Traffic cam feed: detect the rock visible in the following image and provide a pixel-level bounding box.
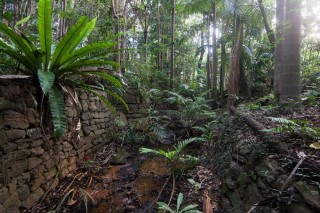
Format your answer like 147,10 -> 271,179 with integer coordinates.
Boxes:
3,110 -> 29,129
5,129 -> 25,141
6,206 -> 20,213
23,188 -> 44,208
8,179 -> 17,195
110,148 -> 130,165
265,158 -> 283,173
237,172 -> 251,187
244,183 -> 263,210
3,192 -> 20,208
0,188 -> 9,204
30,177 -> 44,191
0,205 -> 6,213
0,98 -> 14,111
229,191 -> 246,213
229,161 -> 244,178
26,108 -> 39,125
0,129 -> 7,145
28,157 -> 42,170
10,161 -> 28,177
17,184 -> 30,201
31,147 -> 45,156
31,139 -> 43,148
132,117 -> 149,131
294,181 -> 320,210
26,128 -> 42,140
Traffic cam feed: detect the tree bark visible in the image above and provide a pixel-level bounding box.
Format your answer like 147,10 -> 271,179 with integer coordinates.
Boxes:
170,0 -> 175,89
274,0 -> 285,97
257,0 -> 276,51
211,3 -> 218,104
281,0 -> 301,105
227,19 -> 243,107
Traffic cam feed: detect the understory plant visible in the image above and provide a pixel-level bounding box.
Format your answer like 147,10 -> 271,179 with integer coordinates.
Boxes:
263,117 -> 320,140
157,193 -> 201,213
0,0 -> 127,139
139,137 -> 200,169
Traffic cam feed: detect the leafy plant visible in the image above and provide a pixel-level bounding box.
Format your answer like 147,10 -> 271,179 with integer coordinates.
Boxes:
139,137 -> 200,163
0,0 -> 127,139
262,117 -> 320,140
157,193 -> 201,213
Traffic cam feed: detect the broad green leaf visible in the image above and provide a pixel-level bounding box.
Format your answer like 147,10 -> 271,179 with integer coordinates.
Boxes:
48,86 -> 66,139
177,193 -> 183,211
180,204 -> 199,212
38,0 -> 52,70
156,202 -> 175,213
59,42 -> 116,68
50,16 -> 89,69
14,16 -> 31,29
0,22 -> 37,70
38,70 -> 55,94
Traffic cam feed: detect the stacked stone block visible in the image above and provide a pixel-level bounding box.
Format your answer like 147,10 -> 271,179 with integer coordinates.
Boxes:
0,78 -> 114,212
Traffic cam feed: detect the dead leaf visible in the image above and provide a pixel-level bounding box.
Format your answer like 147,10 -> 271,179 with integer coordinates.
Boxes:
203,188 -> 214,213
310,142 -> 320,150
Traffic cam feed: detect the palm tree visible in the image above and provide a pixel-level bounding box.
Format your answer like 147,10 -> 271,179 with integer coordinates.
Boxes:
280,0 -> 302,105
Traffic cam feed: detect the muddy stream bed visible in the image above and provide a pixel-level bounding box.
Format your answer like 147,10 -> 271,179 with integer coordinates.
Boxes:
83,154 -> 170,213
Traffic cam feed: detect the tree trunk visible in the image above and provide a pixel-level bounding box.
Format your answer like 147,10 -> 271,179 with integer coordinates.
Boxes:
220,40 -> 226,99
211,3 -> 218,104
274,0 -> 285,97
257,0 -> 276,51
157,0 -> 161,71
280,0 -> 301,105
197,14 -> 205,71
170,0 -> 175,89
227,21 -> 243,107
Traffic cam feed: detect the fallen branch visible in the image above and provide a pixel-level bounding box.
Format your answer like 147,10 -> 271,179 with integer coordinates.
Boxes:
229,106 -> 287,153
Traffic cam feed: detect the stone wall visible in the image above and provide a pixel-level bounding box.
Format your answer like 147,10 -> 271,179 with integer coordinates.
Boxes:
0,77 -> 115,212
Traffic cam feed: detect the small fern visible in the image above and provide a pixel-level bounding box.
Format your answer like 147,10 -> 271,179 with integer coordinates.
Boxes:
263,117 -> 320,139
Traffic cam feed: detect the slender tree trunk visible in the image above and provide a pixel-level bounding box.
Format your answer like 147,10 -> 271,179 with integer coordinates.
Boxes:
170,0 -> 175,89
220,40 -> 226,99
280,0 -> 301,104
157,1 -> 161,71
274,0 -> 285,97
211,3 -> 218,104
206,55 -> 212,99
228,21 -> 243,107
197,14 -> 205,71
257,0 -> 276,51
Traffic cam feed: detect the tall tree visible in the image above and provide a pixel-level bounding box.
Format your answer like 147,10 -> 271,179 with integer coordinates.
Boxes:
170,0 -> 175,89
274,0 -> 285,97
280,0 -> 302,104
211,1 -> 218,104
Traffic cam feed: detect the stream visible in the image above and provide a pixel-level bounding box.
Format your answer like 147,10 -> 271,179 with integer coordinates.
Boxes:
82,155 -> 170,213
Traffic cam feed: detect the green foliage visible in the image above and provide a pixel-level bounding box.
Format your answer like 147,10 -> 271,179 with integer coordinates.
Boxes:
157,193 -> 201,213
263,117 -> 320,140
0,0 -> 127,139
139,137 -> 200,164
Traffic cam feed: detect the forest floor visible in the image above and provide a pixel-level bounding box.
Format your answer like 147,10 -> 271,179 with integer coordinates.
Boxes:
27,100 -> 320,213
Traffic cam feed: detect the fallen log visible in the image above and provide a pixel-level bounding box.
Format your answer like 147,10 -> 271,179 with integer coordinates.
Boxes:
229,106 -> 288,153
